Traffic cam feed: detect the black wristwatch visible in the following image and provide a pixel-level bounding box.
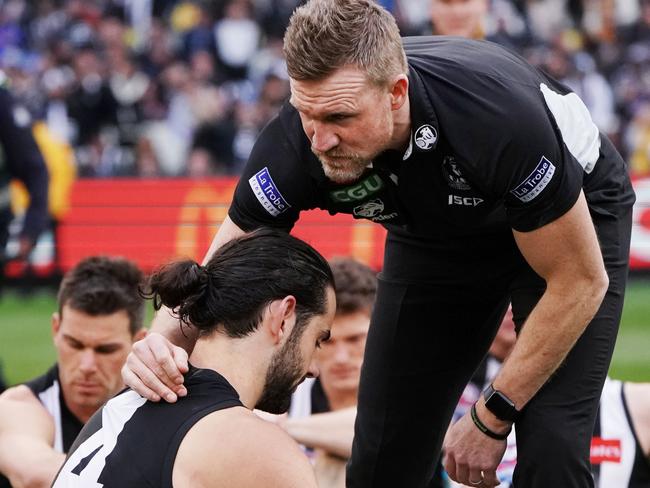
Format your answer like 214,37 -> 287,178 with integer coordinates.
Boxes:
483,384 -> 520,422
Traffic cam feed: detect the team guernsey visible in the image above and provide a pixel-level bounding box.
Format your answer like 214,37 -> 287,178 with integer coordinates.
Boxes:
26,365 -> 84,453
52,366 -> 242,488
229,37 -> 635,258
0,365 -> 83,488
591,378 -> 650,488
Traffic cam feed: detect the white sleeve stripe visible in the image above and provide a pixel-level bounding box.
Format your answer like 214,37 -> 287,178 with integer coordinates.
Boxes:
38,380 -> 63,453
540,83 -> 601,174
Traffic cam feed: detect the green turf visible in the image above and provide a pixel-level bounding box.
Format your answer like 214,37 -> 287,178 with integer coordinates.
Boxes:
0,280 -> 649,386
609,279 -> 650,381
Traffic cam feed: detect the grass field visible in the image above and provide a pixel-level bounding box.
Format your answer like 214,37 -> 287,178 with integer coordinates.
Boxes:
1,280 -> 649,386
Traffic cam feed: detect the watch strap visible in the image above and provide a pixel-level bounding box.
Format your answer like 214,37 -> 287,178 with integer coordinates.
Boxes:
470,404 -> 511,441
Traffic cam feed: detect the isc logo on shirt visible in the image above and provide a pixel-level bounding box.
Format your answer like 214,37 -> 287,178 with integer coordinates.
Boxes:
448,195 -> 483,207
510,156 -> 556,203
249,167 -> 291,217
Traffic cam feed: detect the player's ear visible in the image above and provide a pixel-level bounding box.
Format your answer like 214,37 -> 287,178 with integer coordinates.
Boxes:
267,296 -> 297,345
389,74 -> 409,111
133,328 -> 147,342
51,312 -> 61,337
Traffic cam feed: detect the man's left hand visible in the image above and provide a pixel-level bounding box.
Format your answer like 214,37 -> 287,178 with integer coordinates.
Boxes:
443,405 -> 507,487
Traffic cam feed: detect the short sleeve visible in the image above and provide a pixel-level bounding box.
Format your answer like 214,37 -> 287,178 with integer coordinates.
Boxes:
486,99 -> 585,232
430,65 -> 587,232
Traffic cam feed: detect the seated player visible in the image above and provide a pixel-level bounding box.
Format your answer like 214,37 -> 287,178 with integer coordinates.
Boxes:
270,258 -> 450,487
283,258 -> 376,488
53,229 -> 336,488
0,256 -> 146,488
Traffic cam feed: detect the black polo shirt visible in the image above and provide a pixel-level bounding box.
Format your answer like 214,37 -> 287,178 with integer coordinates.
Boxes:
229,36 -> 634,248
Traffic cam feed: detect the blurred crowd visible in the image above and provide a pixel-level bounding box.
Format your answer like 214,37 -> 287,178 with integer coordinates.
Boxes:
0,0 -> 649,179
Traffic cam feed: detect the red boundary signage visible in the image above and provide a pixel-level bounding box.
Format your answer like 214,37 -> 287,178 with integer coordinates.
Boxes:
55,177 -> 650,273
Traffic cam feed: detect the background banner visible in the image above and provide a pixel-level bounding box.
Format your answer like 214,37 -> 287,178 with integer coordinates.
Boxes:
9,176 -> 649,276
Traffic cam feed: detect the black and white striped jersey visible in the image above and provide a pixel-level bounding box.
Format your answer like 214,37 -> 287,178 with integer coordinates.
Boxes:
52,366 -> 242,488
24,364 -> 84,453
592,378 -> 650,488
0,364 -> 83,488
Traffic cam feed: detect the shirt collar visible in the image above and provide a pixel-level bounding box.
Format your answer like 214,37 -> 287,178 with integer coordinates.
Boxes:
403,63 -> 440,160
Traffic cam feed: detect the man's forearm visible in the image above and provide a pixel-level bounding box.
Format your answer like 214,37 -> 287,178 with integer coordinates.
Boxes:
490,277 -> 607,415
284,408 -> 357,458
0,435 -> 64,488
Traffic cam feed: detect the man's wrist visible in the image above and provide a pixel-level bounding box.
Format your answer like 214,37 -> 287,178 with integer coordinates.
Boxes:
483,383 -> 521,422
475,398 -> 513,434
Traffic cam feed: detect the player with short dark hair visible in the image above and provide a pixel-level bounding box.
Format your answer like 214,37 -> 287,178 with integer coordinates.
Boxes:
0,256 -> 146,488
57,256 -> 146,336
53,229 -> 336,488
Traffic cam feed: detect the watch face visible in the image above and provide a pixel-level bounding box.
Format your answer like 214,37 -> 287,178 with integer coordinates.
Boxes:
484,387 -> 518,422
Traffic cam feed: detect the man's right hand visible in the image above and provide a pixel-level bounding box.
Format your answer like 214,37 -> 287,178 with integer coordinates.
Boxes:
122,333 -> 189,402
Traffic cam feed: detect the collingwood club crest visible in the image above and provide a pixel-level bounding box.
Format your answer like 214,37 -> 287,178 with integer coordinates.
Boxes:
414,124 -> 437,150
441,156 -> 471,191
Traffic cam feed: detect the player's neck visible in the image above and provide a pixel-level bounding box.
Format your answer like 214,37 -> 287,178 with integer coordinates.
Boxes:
189,335 -> 267,409
322,386 -> 358,411
62,391 -> 98,423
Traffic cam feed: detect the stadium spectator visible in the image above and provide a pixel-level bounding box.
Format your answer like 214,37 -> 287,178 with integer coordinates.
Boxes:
54,229 -> 335,488
124,1 -> 635,487
0,256 -> 146,488
625,100 -> 650,177
430,0 -> 489,39
0,76 -> 49,290
214,0 -> 261,81
0,0 -> 645,178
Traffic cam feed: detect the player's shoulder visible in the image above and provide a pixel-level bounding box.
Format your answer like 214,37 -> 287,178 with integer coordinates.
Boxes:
405,36 -> 518,68
624,382 -> 650,415
173,406 -> 317,488
623,382 -> 650,457
0,385 -> 54,435
405,36 -> 545,98
0,384 -> 40,404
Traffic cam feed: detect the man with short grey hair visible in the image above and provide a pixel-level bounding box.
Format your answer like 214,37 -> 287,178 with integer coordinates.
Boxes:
123,1 -> 635,487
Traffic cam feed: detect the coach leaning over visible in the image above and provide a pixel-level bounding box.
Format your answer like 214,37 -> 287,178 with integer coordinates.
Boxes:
122,1 -> 636,487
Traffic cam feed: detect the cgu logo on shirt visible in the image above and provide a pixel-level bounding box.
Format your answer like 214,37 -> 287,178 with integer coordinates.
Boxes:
330,174 -> 384,203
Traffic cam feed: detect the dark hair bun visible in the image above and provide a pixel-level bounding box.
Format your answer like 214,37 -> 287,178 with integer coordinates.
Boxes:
147,260 -> 210,315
